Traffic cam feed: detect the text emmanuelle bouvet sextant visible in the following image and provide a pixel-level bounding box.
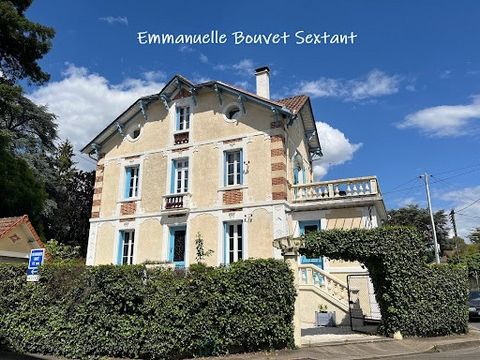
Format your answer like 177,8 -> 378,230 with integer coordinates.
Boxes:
137,30 -> 358,45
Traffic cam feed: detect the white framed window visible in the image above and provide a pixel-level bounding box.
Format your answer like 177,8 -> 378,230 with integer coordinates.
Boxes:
224,150 -> 243,186
176,106 -> 190,131
224,222 -> 243,264
120,229 -> 135,265
124,166 -> 139,198
172,159 -> 189,193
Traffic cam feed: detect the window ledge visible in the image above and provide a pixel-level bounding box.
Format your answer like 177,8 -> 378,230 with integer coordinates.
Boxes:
218,185 -> 247,192
118,197 -> 141,203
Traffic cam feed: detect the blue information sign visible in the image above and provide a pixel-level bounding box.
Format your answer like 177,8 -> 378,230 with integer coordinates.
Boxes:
27,248 -> 45,282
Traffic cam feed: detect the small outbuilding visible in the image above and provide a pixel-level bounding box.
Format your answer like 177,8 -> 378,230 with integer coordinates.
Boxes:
0,215 -> 46,263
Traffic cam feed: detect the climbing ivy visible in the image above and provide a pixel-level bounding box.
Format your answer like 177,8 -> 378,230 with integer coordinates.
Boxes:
301,226 -> 469,337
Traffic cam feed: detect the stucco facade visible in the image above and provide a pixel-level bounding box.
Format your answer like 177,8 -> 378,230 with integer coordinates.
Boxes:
82,69 -> 386,276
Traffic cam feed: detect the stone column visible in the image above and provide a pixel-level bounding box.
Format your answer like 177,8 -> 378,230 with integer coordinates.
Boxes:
284,249 -> 302,348
273,236 -> 302,348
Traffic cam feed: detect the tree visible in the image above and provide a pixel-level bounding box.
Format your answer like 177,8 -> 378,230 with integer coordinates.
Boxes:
468,228 -> 480,245
0,133 -> 46,228
385,205 -> 452,256
43,140 -> 94,255
0,0 -> 55,84
0,83 -> 57,152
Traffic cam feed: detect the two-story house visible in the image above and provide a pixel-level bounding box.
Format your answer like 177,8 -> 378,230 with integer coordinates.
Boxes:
82,67 -> 386,325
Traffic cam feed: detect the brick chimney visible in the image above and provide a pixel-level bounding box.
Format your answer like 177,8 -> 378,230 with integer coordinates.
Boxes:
255,66 -> 270,99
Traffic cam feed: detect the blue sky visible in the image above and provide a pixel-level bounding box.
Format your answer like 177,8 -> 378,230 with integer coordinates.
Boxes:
26,0 -> 480,236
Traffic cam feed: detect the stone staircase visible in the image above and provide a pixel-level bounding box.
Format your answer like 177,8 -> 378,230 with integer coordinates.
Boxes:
298,263 -> 360,326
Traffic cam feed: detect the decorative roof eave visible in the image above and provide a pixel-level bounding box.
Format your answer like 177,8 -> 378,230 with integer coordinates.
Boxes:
81,74 -> 297,155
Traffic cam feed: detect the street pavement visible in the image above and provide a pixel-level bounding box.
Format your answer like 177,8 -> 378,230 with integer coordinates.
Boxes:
469,320 -> 480,330
1,324 -> 480,360
387,346 -> 480,359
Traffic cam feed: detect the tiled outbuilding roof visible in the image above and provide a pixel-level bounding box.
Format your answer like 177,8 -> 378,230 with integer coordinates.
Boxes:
0,215 -> 26,238
276,95 -> 309,114
0,215 -> 48,258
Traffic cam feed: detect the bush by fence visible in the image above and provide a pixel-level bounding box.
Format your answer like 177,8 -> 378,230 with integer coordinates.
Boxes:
0,259 -> 295,359
302,226 -> 469,337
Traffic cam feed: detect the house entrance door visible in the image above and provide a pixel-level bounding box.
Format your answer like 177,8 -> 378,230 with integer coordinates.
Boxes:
169,227 -> 186,268
299,221 -> 323,269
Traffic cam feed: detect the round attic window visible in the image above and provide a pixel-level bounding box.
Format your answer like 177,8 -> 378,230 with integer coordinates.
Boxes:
224,103 -> 242,122
126,125 -> 142,142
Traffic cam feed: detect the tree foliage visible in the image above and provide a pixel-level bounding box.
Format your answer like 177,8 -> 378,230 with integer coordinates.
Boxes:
42,140 -> 94,256
0,0 -> 55,84
386,205 -> 452,256
468,228 -> 480,245
0,133 -> 46,228
302,227 -> 469,337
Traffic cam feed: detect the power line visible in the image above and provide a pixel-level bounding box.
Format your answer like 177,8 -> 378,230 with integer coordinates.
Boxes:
432,167 -> 480,183
456,212 -> 480,220
457,198 -> 480,213
431,162 -> 480,177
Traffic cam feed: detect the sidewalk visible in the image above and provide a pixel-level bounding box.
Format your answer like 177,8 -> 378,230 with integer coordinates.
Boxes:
199,327 -> 480,360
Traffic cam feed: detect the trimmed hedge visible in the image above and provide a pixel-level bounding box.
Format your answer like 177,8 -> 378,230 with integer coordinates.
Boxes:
302,226 -> 469,337
0,259 -> 295,359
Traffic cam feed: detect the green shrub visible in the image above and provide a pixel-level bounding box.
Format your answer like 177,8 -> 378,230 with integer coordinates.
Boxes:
0,259 -> 295,359
302,226 -> 469,337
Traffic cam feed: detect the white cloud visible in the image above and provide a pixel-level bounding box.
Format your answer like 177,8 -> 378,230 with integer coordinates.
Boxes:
142,70 -> 166,82
313,122 -> 362,179
232,59 -> 255,76
398,95 -> 480,137
99,16 -> 128,25
296,69 -> 401,102
440,70 -> 452,79
233,81 -> 249,90
28,64 -> 165,168
199,53 -> 209,64
214,59 -> 255,77
179,45 -> 194,53
437,186 -> 480,238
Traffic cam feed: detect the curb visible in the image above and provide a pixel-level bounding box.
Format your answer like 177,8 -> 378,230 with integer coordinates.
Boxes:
350,338 -> 480,360
429,339 -> 480,352
301,337 -> 393,348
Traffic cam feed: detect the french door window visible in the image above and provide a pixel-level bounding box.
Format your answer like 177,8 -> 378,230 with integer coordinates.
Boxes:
225,222 -> 243,264
121,230 -> 135,265
175,159 -> 189,193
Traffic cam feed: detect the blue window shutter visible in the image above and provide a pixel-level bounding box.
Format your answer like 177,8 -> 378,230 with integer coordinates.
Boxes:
168,228 -> 174,262
170,160 -> 176,193
124,168 -> 131,198
302,167 -> 307,184
239,150 -> 243,185
223,223 -> 227,264
117,231 -> 124,265
176,107 -> 180,130
293,167 -> 299,185
223,152 -> 227,186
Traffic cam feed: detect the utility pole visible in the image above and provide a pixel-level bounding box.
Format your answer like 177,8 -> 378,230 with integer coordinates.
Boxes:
449,209 -> 458,237
420,172 -> 440,264
450,209 -> 460,257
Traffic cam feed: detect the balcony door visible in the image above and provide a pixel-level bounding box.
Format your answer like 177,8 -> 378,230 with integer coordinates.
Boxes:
169,226 -> 186,268
299,220 -> 323,269
171,159 -> 189,194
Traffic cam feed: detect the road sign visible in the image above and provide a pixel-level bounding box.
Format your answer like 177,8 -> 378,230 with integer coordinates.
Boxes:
27,248 -> 45,282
